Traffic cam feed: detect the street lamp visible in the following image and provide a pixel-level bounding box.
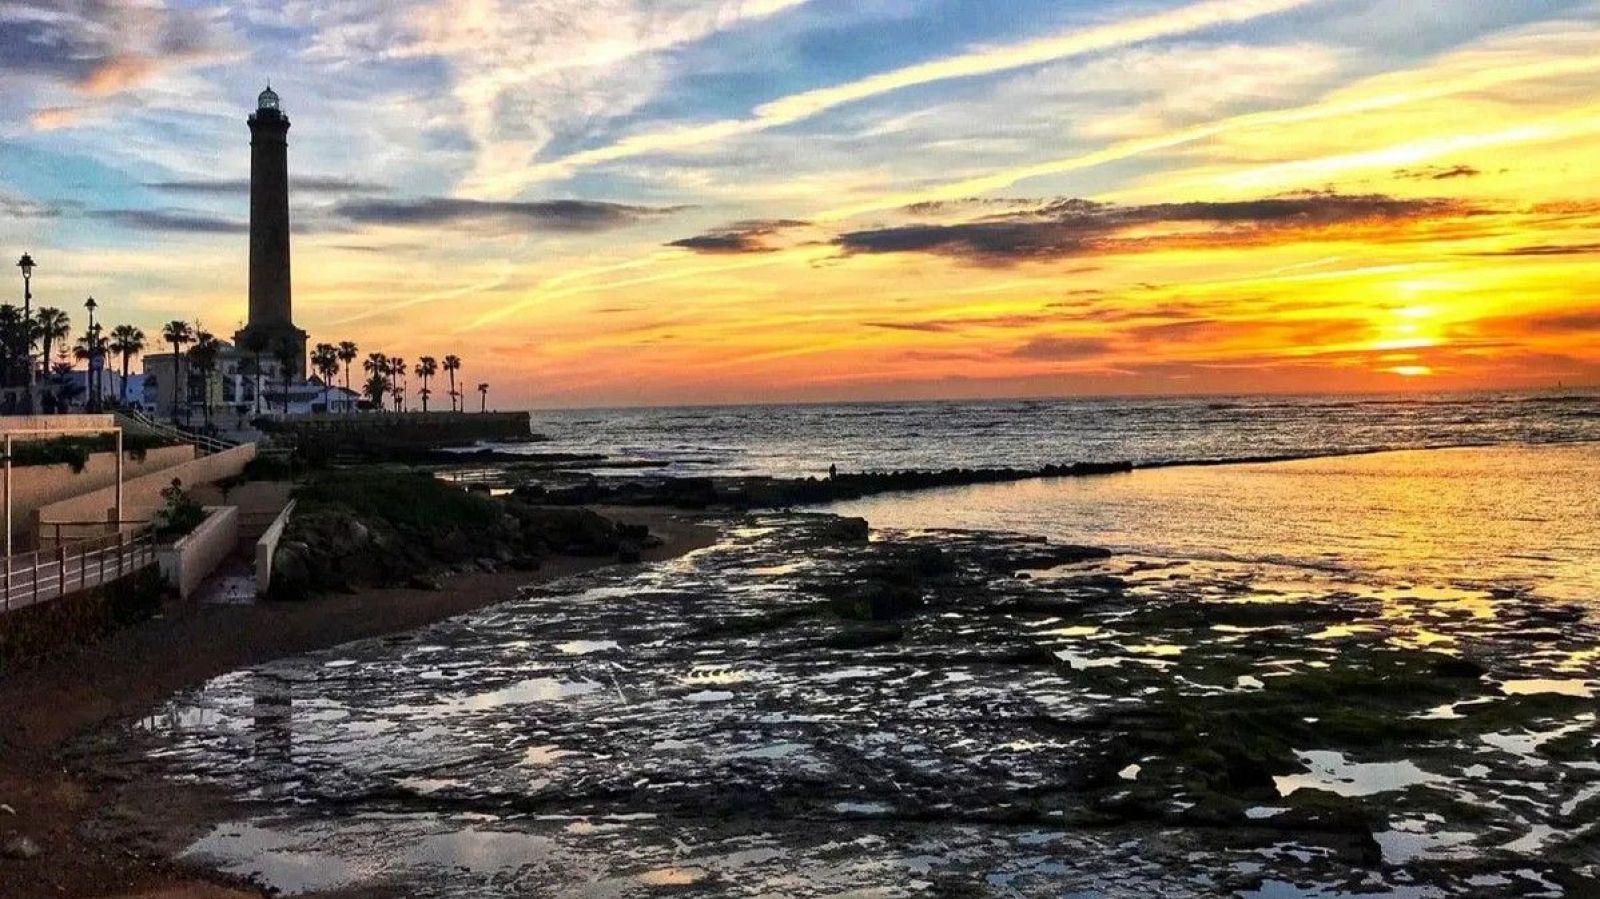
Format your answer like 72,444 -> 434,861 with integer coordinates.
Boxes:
16,254 -> 35,412
84,296 -> 100,412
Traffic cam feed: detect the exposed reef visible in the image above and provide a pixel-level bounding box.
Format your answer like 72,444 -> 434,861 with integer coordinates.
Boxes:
95,513 -> 1600,897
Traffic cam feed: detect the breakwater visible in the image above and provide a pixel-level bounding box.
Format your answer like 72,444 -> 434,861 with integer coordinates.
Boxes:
261,411 -> 533,457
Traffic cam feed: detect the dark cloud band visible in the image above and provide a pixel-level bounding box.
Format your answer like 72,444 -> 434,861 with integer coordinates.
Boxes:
337,197 -> 684,232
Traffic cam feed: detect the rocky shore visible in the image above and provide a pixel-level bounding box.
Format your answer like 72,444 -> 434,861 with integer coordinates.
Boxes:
267,469 -> 665,600
74,510 -> 1600,897
0,489 -> 715,899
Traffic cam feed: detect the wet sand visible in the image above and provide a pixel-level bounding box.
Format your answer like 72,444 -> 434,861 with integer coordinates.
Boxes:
0,508 -> 716,899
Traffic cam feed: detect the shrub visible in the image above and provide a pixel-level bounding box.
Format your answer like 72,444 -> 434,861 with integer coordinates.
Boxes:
154,478 -> 207,541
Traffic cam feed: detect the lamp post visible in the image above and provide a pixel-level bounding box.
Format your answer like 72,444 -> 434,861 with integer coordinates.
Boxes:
16,254 -> 36,413
84,295 -> 100,412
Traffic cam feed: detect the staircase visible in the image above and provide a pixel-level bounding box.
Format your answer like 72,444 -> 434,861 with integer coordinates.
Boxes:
115,410 -> 240,457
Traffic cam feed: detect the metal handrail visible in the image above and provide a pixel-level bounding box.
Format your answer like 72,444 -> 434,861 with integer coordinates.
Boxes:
1,525 -> 157,614
115,410 -> 238,457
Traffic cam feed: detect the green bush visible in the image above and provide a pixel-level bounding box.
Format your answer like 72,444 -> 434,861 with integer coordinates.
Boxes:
154,478 -> 208,541
7,433 -> 179,473
294,469 -> 499,532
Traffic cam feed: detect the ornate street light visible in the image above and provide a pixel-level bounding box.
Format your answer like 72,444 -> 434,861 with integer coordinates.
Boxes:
16,254 -> 37,411
84,296 -> 100,412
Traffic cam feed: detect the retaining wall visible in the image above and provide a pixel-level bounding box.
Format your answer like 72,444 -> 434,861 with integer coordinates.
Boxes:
254,499 -> 297,598
0,414 -> 118,435
4,445 -> 197,547
35,443 -> 257,543
158,505 -> 239,600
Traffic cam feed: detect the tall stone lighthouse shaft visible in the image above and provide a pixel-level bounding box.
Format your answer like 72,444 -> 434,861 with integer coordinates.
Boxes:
238,85 -> 306,380
248,86 -> 292,332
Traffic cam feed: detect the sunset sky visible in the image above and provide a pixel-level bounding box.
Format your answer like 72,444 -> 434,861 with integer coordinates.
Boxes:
3,0 -> 1600,407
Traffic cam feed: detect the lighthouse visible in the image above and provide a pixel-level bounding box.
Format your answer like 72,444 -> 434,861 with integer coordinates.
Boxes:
235,85 -> 306,379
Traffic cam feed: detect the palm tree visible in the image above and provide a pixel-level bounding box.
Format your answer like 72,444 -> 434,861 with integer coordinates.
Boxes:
478,382 -> 489,413
336,340 -> 359,405
442,354 -> 461,412
108,324 -> 145,406
311,343 -> 340,412
362,372 -> 388,410
272,339 -> 300,414
240,329 -> 270,415
71,329 -> 107,364
362,352 -> 388,411
71,328 -> 105,402
0,304 -> 25,388
414,356 -> 437,412
387,356 -> 405,410
187,331 -> 222,427
34,307 -> 70,378
160,320 -> 194,422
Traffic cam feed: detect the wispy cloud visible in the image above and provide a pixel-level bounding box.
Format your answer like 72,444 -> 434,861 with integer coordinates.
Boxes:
815,52 -> 1600,221
485,0 -> 1324,195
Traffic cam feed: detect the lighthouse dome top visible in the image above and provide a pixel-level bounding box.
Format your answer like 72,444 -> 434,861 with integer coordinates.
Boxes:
257,85 -> 281,111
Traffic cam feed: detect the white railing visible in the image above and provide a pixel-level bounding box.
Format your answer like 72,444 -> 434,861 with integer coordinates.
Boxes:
115,410 -> 238,457
1,527 -> 157,614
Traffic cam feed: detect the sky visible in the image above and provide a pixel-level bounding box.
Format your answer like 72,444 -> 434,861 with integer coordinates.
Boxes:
3,0 -> 1600,408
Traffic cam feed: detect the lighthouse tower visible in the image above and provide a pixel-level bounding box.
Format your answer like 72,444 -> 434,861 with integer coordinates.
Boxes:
235,85 -> 307,379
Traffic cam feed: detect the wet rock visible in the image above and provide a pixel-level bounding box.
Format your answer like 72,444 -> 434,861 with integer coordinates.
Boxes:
1,835 -> 40,860
1178,795 -> 1246,826
617,540 -> 642,564
1433,656 -> 1488,679
830,580 -> 924,621
475,557 -> 499,573
268,541 -> 313,601
825,623 -> 904,649
513,506 -> 622,556
819,516 -> 870,543
406,573 -> 443,591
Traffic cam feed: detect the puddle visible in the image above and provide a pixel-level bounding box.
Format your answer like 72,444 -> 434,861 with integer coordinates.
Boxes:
555,640 -> 620,655
1499,678 -> 1593,698
1274,751 -> 1447,798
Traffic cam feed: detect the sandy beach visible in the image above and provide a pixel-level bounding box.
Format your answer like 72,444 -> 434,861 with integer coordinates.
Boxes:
0,508 -> 716,899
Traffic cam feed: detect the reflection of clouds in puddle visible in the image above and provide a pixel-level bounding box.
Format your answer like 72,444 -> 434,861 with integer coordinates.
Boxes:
522,744 -> 578,766
684,690 -> 735,703
184,822 -> 364,896
1499,678 -> 1594,698
636,866 -> 708,886
1375,820 -> 1478,864
555,640 -> 620,655
433,678 -> 604,713
408,829 -> 556,873
1275,751 -> 1446,798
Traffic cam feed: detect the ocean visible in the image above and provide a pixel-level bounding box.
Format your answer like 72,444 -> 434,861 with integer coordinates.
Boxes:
510,390 -> 1600,478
